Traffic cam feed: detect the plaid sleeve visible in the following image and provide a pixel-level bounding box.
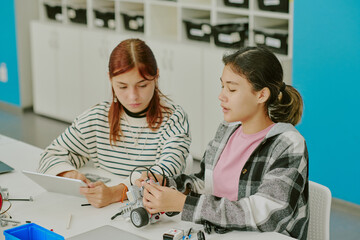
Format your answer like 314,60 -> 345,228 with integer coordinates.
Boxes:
181,131 -> 309,239
167,143 -> 208,193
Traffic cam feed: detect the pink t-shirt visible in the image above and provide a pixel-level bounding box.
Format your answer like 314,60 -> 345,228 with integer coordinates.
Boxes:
213,124 -> 275,201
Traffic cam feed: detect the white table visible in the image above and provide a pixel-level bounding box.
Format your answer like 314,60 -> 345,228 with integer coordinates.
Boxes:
0,135 -> 295,240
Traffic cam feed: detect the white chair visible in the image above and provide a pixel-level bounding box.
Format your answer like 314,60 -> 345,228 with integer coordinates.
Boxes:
184,154 -> 194,175
308,181 -> 332,240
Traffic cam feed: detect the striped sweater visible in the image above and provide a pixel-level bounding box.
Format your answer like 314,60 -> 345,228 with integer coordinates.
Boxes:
38,100 -> 191,185
168,122 -> 309,240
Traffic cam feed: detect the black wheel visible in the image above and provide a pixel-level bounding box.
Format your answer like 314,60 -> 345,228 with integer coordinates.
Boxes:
130,207 -> 149,228
165,211 -> 179,217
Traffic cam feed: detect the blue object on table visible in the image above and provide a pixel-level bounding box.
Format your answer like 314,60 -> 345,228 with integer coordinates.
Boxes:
3,223 -> 64,240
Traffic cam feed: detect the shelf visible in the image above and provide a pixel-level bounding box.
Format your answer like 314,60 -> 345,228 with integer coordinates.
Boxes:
120,0 -> 144,3
38,0 -> 293,56
180,0 -> 212,5
216,6 -> 249,15
148,0 -> 178,7
253,10 -> 290,20
148,4 -> 178,39
180,2 -> 212,11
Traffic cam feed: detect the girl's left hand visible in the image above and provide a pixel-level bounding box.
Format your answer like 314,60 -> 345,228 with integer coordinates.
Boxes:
142,182 -> 186,214
80,182 -> 125,208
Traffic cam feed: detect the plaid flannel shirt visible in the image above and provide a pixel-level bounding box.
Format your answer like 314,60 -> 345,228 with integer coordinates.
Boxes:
168,122 -> 309,240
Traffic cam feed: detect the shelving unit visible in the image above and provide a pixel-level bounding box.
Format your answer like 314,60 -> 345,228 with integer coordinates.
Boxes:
32,0 -> 294,159
38,0 -> 293,56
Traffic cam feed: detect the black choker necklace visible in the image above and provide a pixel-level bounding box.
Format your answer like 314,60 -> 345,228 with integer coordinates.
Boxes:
123,106 -> 148,118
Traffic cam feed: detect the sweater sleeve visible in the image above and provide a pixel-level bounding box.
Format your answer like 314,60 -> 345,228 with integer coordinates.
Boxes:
181,132 -> 309,234
151,105 -> 191,177
38,112 -> 94,176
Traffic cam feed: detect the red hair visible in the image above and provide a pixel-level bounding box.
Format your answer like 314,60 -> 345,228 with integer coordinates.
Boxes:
108,38 -> 171,145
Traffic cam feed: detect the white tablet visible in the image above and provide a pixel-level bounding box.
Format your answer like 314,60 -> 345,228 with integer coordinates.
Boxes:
22,170 -> 87,197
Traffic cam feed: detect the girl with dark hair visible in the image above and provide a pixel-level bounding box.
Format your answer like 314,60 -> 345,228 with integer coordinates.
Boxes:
137,47 -> 309,239
38,38 -> 191,208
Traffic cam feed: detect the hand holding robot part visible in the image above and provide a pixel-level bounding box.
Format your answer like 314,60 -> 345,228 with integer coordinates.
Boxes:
135,171 -> 165,188
117,182 -> 161,228
142,181 -> 186,214
115,165 -> 172,228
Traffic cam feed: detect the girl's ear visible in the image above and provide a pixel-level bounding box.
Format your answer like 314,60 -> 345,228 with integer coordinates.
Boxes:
258,87 -> 270,103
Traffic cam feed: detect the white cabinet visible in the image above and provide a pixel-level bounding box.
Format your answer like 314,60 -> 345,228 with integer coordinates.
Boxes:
80,30 -> 126,110
31,22 -> 84,122
203,48 -> 226,147
80,30 -> 110,110
56,26 -> 83,121
32,22 -> 133,122
31,22 -> 58,118
167,44 -> 203,159
148,40 -> 204,159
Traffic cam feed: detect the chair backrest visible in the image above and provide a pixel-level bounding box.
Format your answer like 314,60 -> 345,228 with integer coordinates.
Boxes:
308,181 -> 332,240
184,154 -> 194,174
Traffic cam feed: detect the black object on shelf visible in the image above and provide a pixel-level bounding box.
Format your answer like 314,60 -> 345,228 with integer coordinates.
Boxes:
120,11 -> 144,32
67,5 -> 87,25
183,18 -> 212,43
94,9 -> 115,29
223,0 -> 249,8
257,0 -> 289,13
44,3 -> 62,22
213,20 -> 248,48
253,26 -> 288,54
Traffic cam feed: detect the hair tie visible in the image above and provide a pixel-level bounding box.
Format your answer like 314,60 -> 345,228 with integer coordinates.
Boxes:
280,82 -> 286,92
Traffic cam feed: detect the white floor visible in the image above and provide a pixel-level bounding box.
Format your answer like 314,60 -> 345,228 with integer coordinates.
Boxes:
1,107 -> 359,239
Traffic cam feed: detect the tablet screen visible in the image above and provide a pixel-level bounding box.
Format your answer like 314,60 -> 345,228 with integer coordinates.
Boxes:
0,161 -> 14,174
22,170 -> 87,197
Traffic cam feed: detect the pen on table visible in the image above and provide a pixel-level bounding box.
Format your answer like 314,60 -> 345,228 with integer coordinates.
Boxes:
66,214 -> 72,229
8,196 -> 33,201
81,203 -> 91,206
184,228 -> 192,239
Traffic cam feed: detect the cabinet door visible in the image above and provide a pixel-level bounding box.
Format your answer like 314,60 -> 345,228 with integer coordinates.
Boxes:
171,45 -> 203,159
146,41 -> 173,97
31,22 -> 58,118
31,23 -> 83,122
148,40 -> 203,159
56,26 -> 83,122
81,30 -> 113,110
80,31 -> 136,110
203,49 -> 225,148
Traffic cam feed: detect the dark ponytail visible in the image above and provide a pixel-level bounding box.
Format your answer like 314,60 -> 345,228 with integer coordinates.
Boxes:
222,47 -> 303,125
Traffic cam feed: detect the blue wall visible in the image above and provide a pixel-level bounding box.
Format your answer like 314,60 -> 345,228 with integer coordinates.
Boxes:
0,0 -> 20,106
293,0 -> 360,204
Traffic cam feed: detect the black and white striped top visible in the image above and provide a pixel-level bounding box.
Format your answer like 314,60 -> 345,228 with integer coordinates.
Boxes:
38,99 -> 191,184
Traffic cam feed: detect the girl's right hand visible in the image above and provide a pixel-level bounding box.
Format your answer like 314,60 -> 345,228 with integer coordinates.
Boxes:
135,171 -> 165,187
58,170 -> 91,185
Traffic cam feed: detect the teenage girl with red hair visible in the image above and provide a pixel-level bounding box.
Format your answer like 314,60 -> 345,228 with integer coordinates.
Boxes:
38,39 -> 191,208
